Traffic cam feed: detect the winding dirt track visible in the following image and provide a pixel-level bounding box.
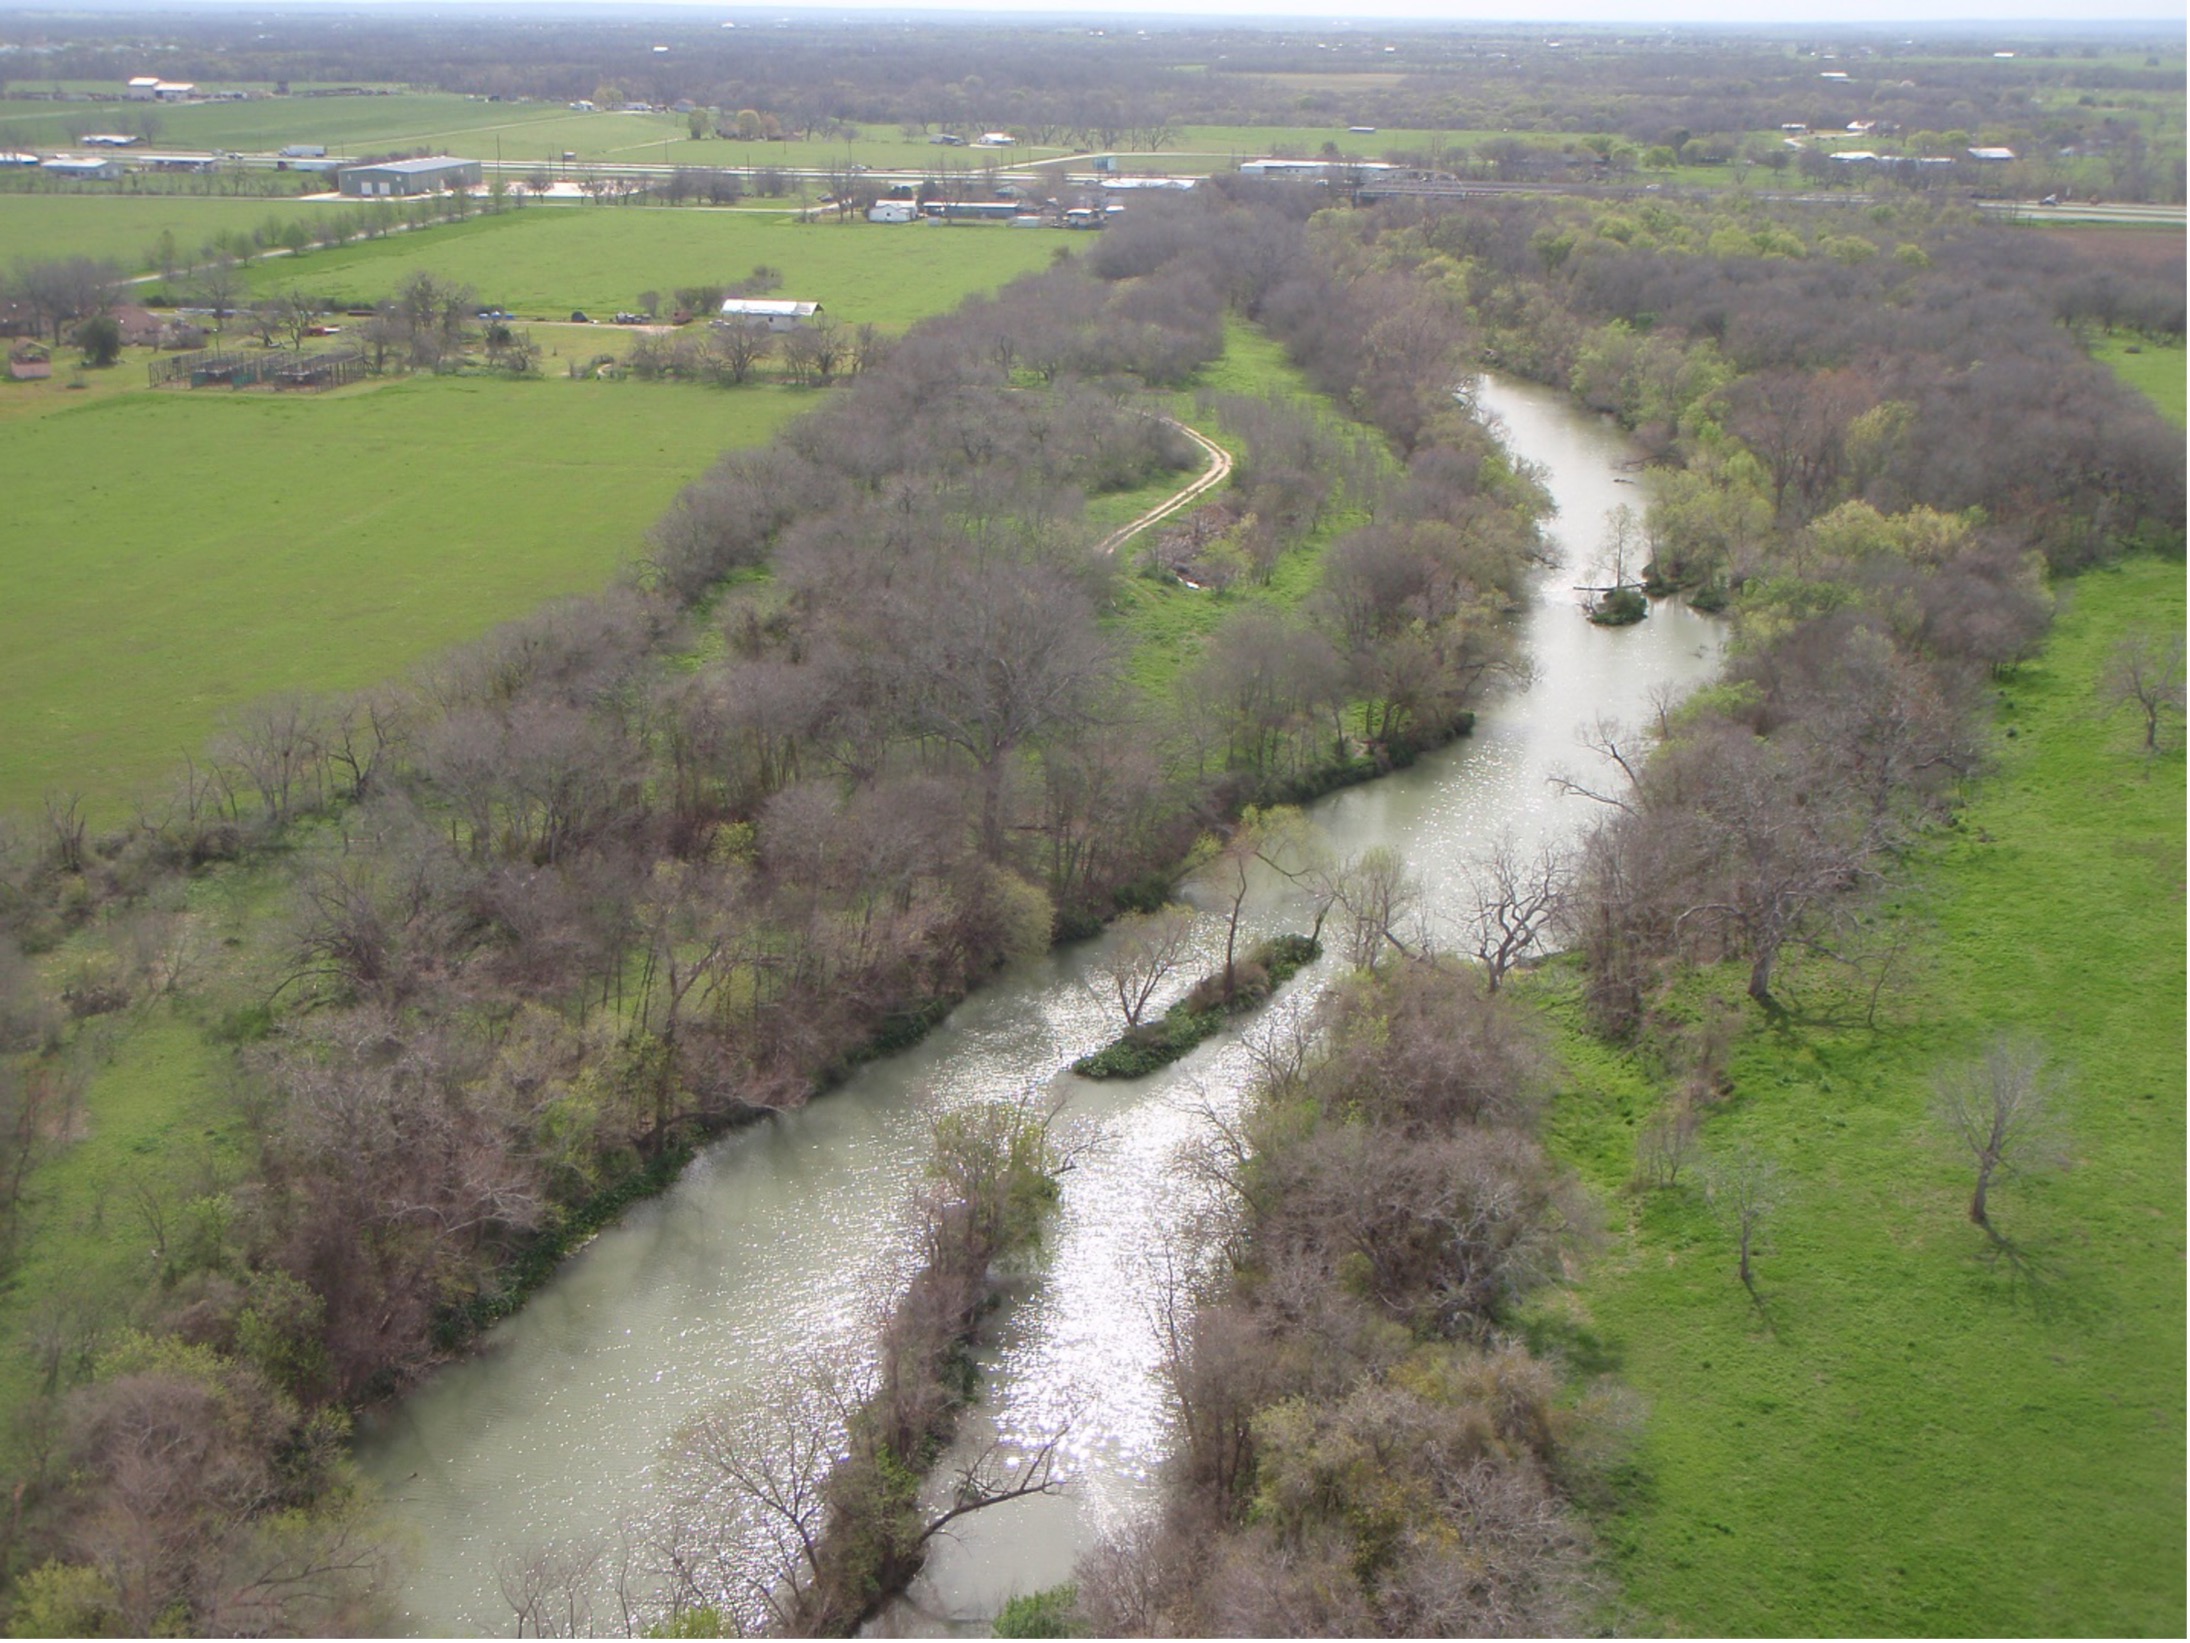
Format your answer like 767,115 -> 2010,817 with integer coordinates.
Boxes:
1095,417 -> 1233,557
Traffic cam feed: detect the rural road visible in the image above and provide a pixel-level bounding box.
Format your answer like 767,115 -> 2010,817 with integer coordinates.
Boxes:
1096,417 -> 1232,557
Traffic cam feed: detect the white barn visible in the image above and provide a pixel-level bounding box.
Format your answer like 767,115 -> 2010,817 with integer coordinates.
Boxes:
717,298 -> 822,331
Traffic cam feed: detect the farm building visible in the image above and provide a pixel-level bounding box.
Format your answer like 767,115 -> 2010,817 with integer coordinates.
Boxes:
336,156 -> 482,197
1238,157 -> 1395,181
717,298 -> 822,330
1966,146 -> 2017,162
42,157 -> 122,181
921,199 -> 1021,223
868,199 -> 919,223
1098,175 -> 1197,193
126,76 -> 161,100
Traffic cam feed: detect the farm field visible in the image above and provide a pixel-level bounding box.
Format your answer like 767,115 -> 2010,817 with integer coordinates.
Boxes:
0,373 -> 807,818
651,131 -> 1076,171
1532,557 -> 2186,1635
0,193 -> 362,271
0,92 -> 679,162
243,203 -> 1059,326
0,90 -> 1077,170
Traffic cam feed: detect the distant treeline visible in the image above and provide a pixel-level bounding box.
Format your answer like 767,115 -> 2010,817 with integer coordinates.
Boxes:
9,13 -> 2184,198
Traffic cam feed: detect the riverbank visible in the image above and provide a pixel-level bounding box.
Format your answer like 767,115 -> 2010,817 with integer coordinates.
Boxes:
1529,552 -> 2185,1634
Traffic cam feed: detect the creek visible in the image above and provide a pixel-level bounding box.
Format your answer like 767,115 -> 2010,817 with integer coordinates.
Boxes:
359,375 -> 1726,1637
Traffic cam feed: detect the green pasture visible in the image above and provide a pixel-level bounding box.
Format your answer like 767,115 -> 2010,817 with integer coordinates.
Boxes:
0,192 -> 361,271
0,373 -> 806,818
244,203 -> 1059,327
1531,556 -> 2186,1635
2097,337 -> 2186,429
0,90 -> 1082,171
0,92 -> 680,162
655,132 -> 1075,171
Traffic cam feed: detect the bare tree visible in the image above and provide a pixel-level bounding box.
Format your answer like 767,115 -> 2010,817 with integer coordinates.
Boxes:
1703,1144 -> 1780,1298
1327,845 -> 1420,972
277,290 -> 322,352
1091,904 -> 1198,1030
710,318 -> 775,386
2098,629 -> 2186,753
1461,833 -> 1569,992
1632,1099 -> 1699,1192
497,1538 -> 605,1638
194,258 -> 243,333
1933,1034 -> 2067,1242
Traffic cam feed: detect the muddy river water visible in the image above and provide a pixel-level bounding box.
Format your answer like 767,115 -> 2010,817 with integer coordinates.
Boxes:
360,375 -> 1726,1636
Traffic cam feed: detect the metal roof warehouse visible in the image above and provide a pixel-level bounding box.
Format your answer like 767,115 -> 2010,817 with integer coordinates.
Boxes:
336,156 -> 482,197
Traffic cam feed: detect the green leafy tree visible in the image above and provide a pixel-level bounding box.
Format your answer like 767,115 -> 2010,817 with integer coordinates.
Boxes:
75,313 -> 120,367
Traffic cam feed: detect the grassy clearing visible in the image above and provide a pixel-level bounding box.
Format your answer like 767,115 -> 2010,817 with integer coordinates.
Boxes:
244,205 -> 1059,327
1108,318 -> 1382,694
0,373 -> 805,818
2096,336 -> 2186,429
1528,555 -> 2185,1636
0,194 -> 360,270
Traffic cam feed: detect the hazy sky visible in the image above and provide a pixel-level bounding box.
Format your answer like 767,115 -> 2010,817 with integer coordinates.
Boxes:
647,2 -> 2180,18
156,0 -> 2184,20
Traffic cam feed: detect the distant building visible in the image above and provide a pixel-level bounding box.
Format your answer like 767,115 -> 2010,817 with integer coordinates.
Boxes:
1966,146 -> 2017,162
336,156 -> 482,197
80,133 -> 140,147
975,131 -> 1017,146
0,152 -> 38,168
154,81 -> 197,100
125,76 -> 161,100
868,200 -> 919,224
717,298 -> 822,330
42,156 -> 122,180
280,144 -> 328,158
1238,158 -> 1393,181
921,199 -> 1020,222
1098,175 -> 1197,192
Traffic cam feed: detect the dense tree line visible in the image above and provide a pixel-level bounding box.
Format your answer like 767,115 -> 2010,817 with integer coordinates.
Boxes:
0,189 -> 1550,1631
982,177 -> 2179,1638
1067,958 -> 1616,1635
1286,186 -> 2177,1043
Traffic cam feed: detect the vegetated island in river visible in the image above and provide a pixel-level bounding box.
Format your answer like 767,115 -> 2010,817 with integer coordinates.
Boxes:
1072,933 -> 1321,1079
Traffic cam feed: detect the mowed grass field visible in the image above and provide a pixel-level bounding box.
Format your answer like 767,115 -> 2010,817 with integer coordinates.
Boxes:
0,91 -> 1076,169
0,374 -> 807,818
244,203 -> 1059,326
2097,336 -> 2186,429
1529,554 -> 2185,1635
0,193 -> 364,271
0,91 -> 680,163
